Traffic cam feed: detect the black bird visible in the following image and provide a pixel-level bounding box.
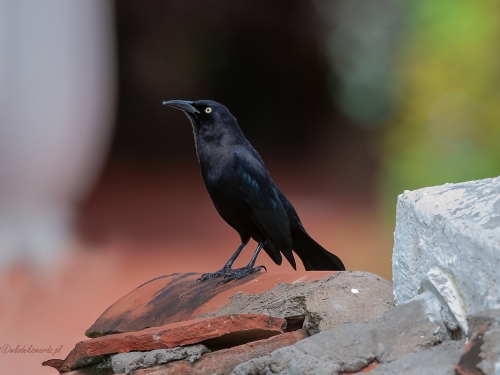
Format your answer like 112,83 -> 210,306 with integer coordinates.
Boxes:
163,100 -> 345,282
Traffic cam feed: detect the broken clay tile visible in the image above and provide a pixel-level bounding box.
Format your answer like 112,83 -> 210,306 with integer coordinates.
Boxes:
41,358 -> 64,371
454,323 -> 488,375
131,329 -> 309,375
60,314 -> 285,373
86,271 -> 338,337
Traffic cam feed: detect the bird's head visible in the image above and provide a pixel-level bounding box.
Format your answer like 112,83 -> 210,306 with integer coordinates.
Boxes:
162,99 -> 236,133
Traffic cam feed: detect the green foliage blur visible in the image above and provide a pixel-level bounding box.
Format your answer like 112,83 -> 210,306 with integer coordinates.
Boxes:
380,0 -> 500,213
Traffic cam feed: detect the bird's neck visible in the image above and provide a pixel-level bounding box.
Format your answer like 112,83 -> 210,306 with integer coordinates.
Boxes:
193,118 -> 246,153
194,129 -> 243,163
193,124 -> 248,182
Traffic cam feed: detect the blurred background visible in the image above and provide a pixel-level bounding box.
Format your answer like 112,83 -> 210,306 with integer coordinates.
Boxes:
1,0 -> 499,373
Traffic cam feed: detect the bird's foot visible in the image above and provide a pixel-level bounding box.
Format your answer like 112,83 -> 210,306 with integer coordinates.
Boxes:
196,267 -> 233,283
216,265 -> 267,285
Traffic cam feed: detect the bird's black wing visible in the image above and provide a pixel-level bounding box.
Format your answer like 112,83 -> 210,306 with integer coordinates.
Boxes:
234,150 -> 293,251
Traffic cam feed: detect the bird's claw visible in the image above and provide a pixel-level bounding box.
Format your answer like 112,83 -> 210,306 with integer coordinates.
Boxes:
215,265 -> 265,285
195,267 -> 232,284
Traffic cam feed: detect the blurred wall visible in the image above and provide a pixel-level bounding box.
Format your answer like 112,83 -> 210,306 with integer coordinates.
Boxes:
0,0 -> 116,267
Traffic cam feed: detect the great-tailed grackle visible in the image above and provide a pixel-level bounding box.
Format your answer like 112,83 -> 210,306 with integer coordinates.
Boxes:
163,100 -> 345,283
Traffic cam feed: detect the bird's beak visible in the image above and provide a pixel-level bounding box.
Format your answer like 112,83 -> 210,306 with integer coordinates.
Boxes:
162,100 -> 200,114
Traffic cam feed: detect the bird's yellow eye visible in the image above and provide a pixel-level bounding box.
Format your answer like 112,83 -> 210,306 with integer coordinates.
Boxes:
205,107 -> 212,114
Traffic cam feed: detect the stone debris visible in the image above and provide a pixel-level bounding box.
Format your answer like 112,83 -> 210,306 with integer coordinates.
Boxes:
46,280 -> 500,375
46,271 -> 394,374
232,291 -> 450,375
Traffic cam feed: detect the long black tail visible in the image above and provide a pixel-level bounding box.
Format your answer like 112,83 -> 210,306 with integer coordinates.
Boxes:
291,225 -> 345,271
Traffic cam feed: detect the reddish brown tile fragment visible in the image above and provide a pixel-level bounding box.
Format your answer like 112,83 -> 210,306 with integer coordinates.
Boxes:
131,329 -> 309,375
41,358 -> 64,371
61,365 -> 114,375
60,314 -> 285,373
455,323 -> 488,375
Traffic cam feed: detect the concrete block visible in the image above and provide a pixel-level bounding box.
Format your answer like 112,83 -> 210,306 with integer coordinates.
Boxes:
393,177 -> 500,322
368,340 -> 464,375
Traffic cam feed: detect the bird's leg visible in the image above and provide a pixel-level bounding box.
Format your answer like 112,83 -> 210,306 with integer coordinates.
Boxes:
218,242 -> 267,285
196,240 -> 248,283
